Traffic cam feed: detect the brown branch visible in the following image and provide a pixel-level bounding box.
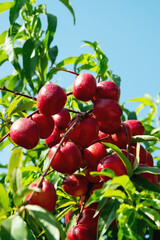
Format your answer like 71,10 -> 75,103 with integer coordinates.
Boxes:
50,67 -> 79,76
66,91 -> 73,96
76,194 -> 88,225
0,132 -> 10,143
0,86 -> 37,101
64,107 -> 85,115
98,74 -> 101,83
22,110 -> 92,206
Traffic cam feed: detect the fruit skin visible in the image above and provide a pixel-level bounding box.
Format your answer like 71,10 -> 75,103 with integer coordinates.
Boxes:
53,108 -> 70,130
10,118 -> 40,149
78,208 -> 99,238
68,116 -> 99,147
45,125 -> 65,148
97,152 -> 128,181
94,80 -> 120,102
85,167 -> 101,183
67,225 -> 95,240
138,164 -> 158,186
98,118 -> 121,134
65,210 -> 74,225
83,142 -> 107,168
37,83 -> 67,116
146,150 -> 154,166
48,141 -> 81,175
73,73 -> 97,101
25,180 -> 57,212
110,122 -> 132,148
130,144 -> 147,164
93,98 -> 122,122
31,113 -> 54,139
62,174 -> 88,197
123,119 -> 145,136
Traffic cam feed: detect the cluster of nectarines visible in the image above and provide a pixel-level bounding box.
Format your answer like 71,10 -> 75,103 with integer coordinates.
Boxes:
9,72 -> 159,239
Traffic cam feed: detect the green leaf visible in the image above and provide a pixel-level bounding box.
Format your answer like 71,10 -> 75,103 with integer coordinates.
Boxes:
0,50 -> 8,66
22,39 -> 36,90
132,135 -> 159,142
25,205 -> 65,240
59,0 -> 76,24
97,199 -> 119,239
11,101 -> 36,115
0,215 -> 33,240
7,148 -> 23,183
0,183 -> 10,213
103,188 -> 127,200
0,31 -> 8,45
46,14 -> 57,47
9,0 -> 26,25
140,206 -> 160,228
4,34 -> 21,72
102,142 -> 133,177
90,168 -> 116,178
132,175 -> 160,193
134,166 -> 160,175
49,45 -> 58,65
11,168 -> 22,194
110,175 -> 136,201
0,2 -> 13,14
7,95 -> 23,117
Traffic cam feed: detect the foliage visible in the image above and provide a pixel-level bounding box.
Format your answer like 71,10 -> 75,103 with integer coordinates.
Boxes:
0,0 -> 160,239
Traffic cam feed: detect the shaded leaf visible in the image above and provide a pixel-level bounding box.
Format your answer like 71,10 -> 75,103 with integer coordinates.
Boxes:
25,205 -> 65,240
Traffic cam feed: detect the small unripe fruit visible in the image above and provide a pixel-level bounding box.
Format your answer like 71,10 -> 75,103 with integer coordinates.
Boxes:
73,73 -> 97,101
62,174 -> 88,197
31,113 -> 54,139
37,83 -> 67,116
10,118 -> 40,149
25,180 -> 57,212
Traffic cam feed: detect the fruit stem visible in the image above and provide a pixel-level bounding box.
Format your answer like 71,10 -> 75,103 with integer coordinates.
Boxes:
98,74 -> 101,83
121,122 -> 130,159
0,86 -> 37,101
50,67 -> 79,76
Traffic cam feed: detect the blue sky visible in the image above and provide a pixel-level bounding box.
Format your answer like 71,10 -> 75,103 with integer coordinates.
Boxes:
0,0 -> 160,163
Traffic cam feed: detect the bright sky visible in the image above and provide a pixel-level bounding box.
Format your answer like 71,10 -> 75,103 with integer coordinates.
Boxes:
0,0 -> 160,163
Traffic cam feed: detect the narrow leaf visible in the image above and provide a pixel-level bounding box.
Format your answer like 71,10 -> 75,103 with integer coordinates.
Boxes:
25,205 -> 65,240
0,2 -> 13,14
102,142 -> 133,177
132,135 -> 159,142
59,0 -> 76,24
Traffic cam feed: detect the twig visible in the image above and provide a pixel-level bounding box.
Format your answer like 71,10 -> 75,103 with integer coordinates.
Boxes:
50,67 -> 79,76
0,86 -> 37,101
22,110 -> 92,206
